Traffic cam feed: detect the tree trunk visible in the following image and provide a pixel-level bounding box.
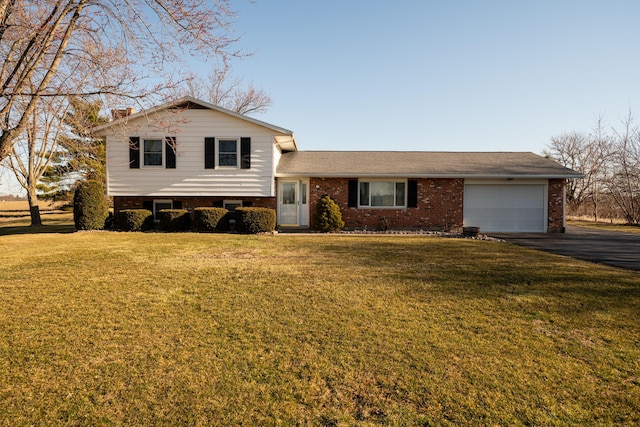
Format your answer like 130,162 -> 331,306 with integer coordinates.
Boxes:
27,187 -> 42,226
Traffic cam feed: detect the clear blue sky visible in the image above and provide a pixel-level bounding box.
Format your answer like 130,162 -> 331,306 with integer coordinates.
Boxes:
219,0 -> 640,153
2,0 -> 640,195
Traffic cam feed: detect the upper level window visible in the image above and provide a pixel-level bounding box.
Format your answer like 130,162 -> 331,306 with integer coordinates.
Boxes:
143,139 -> 163,166
359,180 -> 406,207
218,138 -> 238,167
205,137 -> 250,170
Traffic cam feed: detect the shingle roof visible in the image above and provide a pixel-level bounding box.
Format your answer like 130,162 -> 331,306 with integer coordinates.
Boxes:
276,151 -> 583,179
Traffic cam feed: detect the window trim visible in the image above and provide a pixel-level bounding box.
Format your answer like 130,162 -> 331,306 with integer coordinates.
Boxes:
358,179 -> 407,208
142,137 -> 164,167
216,137 -> 240,169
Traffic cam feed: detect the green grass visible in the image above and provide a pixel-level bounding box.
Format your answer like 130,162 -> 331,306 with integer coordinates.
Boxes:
0,228 -> 639,425
568,218 -> 640,234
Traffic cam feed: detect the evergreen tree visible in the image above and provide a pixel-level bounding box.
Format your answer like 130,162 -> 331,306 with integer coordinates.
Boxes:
38,98 -> 109,201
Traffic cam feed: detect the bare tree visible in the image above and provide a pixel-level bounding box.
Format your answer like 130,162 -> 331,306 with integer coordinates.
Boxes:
606,114 -> 640,224
547,113 -> 640,224
3,95 -> 71,225
544,123 -> 613,219
179,64 -> 273,115
0,0 -> 241,162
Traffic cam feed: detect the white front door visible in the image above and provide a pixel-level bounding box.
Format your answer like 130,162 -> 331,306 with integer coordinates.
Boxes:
278,180 -> 309,227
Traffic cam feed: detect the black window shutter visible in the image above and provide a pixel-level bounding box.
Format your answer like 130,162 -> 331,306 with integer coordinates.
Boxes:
204,137 -> 215,169
173,200 -> 183,209
348,180 -> 358,207
408,180 -> 418,208
142,201 -> 153,211
129,136 -> 140,169
240,137 -> 251,169
165,137 -> 176,168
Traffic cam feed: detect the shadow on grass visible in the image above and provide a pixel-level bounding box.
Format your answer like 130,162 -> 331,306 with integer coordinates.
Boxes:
0,223 -> 76,236
0,213 -> 76,236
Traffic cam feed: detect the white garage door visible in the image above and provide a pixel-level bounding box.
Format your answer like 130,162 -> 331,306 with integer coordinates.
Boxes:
464,184 -> 546,232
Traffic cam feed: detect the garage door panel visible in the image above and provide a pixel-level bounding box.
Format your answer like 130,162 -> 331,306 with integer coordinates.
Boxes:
464,184 -> 546,232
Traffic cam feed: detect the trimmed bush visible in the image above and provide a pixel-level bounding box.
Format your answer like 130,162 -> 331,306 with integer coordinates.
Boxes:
158,209 -> 191,232
119,209 -> 154,232
73,180 -> 109,230
104,211 -> 115,230
236,207 -> 276,234
313,195 -> 344,232
193,207 -> 229,232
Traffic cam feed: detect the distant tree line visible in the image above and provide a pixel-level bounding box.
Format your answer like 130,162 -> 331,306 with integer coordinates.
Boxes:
545,114 -> 640,225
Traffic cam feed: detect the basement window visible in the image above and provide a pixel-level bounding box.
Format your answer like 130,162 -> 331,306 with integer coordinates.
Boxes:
153,199 -> 173,222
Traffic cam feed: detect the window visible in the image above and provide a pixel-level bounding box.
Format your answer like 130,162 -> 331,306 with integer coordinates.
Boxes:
218,138 -> 238,167
224,200 -> 242,230
143,139 -> 163,166
153,199 -> 173,222
359,180 -> 406,207
223,200 -> 243,211
205,137 -> 250,169
300,182 -> 307,205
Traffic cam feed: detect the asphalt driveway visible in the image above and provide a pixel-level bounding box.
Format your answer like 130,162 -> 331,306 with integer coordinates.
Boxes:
492,225 -> 640,271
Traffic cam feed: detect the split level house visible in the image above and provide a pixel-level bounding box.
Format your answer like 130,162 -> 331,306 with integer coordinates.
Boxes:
94,96 -> 583,233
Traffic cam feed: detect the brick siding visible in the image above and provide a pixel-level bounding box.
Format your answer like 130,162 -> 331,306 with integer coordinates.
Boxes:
309,177 -> 464,231
547,179 -> 566,232
113,196 -> 276,224
309,177 -> 566,233
114,178 -> 566,232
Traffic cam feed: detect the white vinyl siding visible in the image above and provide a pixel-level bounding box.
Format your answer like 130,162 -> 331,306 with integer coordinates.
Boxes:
106,109 -> 285,197
464,181 -> 547,232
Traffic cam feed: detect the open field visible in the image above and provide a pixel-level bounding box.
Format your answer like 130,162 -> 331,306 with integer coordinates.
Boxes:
567,218 -> 640,235
0,226 -> 638,425
0,199 -> 62,212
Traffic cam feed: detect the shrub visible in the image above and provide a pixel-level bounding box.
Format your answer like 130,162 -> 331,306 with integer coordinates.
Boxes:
158,209 -> 191,232
73,180 -> 109,230
313,195 -> 344,232
119,209 -> 154,232
104,211 -> 115,230
236,207 -> 276,234
193,207 -> 229,232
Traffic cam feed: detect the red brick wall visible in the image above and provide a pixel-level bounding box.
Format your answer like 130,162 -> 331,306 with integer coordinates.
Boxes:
547,179 -> 565,232
309,177 -> 464,231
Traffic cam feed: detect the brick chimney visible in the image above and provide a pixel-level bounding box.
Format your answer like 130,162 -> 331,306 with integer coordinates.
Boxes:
111,107 -> 136,120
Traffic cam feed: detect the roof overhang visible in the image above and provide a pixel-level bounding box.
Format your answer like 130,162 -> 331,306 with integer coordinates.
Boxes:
275,173 -> 584,179
275,135 -> 297,152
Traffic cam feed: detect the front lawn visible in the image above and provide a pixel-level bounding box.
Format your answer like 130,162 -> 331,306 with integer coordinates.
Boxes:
0,231 -> 638,425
